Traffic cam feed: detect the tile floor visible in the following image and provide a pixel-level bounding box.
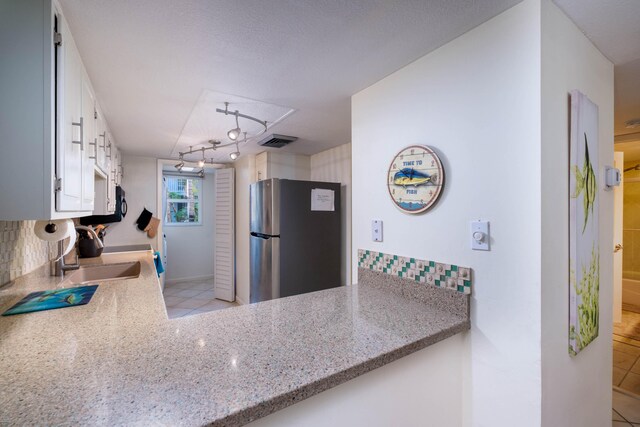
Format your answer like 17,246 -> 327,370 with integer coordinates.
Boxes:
615,310 -> 640,341
162,279 -> 238,319
613,338 -> 640,395
613,388 -> 640,426
614,309 -> 640,395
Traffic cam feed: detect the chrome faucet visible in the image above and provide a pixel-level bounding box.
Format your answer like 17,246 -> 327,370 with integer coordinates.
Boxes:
50,226 -> 104,277
50,239 -> 80,277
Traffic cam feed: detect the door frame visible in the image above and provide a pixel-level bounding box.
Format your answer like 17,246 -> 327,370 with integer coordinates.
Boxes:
155,159 -> 226,288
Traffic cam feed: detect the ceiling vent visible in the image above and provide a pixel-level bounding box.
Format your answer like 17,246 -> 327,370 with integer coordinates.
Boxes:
258,134 -> 298,148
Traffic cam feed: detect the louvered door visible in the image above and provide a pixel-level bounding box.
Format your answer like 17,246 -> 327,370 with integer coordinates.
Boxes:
214,168 -> 235,302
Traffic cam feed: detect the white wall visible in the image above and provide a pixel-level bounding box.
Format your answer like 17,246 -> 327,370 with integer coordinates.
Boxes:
352,1 -> 543,425
106,155 -> 159,250
249,334 -> 464,427
268,152 -> 310,181
310,143 -> 352,286
234,154 -> 256,305
163,172 -> 215,283
540,1 -> 614,425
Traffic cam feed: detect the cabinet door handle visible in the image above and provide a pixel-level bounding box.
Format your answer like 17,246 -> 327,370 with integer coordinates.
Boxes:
99,132 -> 106,149
71,117 -> 84,150
88,137 -> 97,159
107,143 -> 112,159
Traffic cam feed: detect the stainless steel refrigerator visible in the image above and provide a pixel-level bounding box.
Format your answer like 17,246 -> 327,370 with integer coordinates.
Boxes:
250,178 -> 341,303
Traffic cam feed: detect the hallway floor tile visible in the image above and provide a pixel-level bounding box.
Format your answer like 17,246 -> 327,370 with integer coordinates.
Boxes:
163,279 -> 239,318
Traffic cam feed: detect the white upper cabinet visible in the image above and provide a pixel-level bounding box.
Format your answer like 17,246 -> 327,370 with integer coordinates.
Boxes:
0,0 -> 118,220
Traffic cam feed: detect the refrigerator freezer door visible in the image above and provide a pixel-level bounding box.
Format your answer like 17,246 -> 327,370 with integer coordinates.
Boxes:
250,179 -> 280,235
250,232 -> 280,303
278,180 -> 341,298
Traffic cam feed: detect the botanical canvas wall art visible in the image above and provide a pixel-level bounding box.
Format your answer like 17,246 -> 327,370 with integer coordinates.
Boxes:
569,90 -> 599,356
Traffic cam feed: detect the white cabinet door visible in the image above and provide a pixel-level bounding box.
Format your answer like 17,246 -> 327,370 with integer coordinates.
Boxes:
113,146 -> 120,186
255,152 -> 267,182
105,135 -> 116,213
56,15 -> 83,212
81,69 -> 95,211
95,103 -> 106,171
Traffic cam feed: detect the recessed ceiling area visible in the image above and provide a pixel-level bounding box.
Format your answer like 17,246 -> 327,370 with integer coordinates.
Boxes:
172,90 -> 295,162
57,0 -> 522,160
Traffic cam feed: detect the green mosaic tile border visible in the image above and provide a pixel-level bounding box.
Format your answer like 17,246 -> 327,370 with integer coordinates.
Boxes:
357,249 -> 472,295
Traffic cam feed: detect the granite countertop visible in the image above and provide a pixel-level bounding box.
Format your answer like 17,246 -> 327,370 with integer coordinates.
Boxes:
0,252 -> 469,426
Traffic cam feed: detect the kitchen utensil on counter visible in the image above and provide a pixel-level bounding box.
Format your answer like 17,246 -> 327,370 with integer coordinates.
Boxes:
77,225 -> 106,258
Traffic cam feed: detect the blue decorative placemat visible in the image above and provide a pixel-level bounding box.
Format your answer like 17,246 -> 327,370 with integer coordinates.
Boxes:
2,285 -> 99,316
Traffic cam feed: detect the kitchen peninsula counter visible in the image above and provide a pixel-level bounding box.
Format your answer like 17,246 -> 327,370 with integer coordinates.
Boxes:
0,251 -> 469,426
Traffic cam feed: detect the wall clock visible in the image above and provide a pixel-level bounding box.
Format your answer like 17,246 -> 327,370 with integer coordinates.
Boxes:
387,145 -> 444,214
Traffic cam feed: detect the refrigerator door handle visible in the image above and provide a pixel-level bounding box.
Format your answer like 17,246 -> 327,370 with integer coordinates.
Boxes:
250,232 -> 279,239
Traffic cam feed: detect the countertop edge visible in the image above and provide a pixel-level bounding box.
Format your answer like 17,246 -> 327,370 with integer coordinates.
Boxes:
216,317 -> 470,427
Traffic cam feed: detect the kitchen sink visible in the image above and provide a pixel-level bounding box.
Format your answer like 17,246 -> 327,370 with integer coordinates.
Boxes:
64,261 -> 141,285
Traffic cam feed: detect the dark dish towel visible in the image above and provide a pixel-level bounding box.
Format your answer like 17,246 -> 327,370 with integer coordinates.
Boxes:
153,251 -> 164,277
136,208 -> 152,231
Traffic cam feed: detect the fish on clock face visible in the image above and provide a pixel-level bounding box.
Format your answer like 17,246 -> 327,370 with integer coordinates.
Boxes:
393,168 -> 435,187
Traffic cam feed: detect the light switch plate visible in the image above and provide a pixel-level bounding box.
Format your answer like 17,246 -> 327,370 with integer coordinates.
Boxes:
471,220 -> 490,251
372,220 -> 383,242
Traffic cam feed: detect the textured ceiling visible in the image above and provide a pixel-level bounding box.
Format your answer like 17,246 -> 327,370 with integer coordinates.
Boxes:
58,0 -> 521,161
58,0 -> 640,161
554,0 -> 640,138
553,0 -> 640,65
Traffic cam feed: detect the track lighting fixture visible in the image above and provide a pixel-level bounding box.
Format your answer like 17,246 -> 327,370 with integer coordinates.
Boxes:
174,102 -> 268,166
217,102 -> 267,143
175,154 -> 185,171
227,111 -> 241,141
197,148 -> 206,168
229,133 -> 245,161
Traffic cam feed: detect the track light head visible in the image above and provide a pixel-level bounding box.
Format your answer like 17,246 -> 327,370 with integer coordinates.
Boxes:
227,110 -> 242,141
227,127 -> 241,141
197,148 -> 206,167
229,141 -> 240,161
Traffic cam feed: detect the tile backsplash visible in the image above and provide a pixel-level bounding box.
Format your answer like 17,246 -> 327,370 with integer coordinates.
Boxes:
0,221 -> 51,285
358,249 -> 472,294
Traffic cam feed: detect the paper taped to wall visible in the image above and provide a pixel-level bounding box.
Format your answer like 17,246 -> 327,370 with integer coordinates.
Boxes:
311,188 -> 335,211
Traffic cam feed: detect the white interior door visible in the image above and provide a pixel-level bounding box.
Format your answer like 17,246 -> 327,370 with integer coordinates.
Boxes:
214,168 -> 235,302
614,151 -> 624,323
